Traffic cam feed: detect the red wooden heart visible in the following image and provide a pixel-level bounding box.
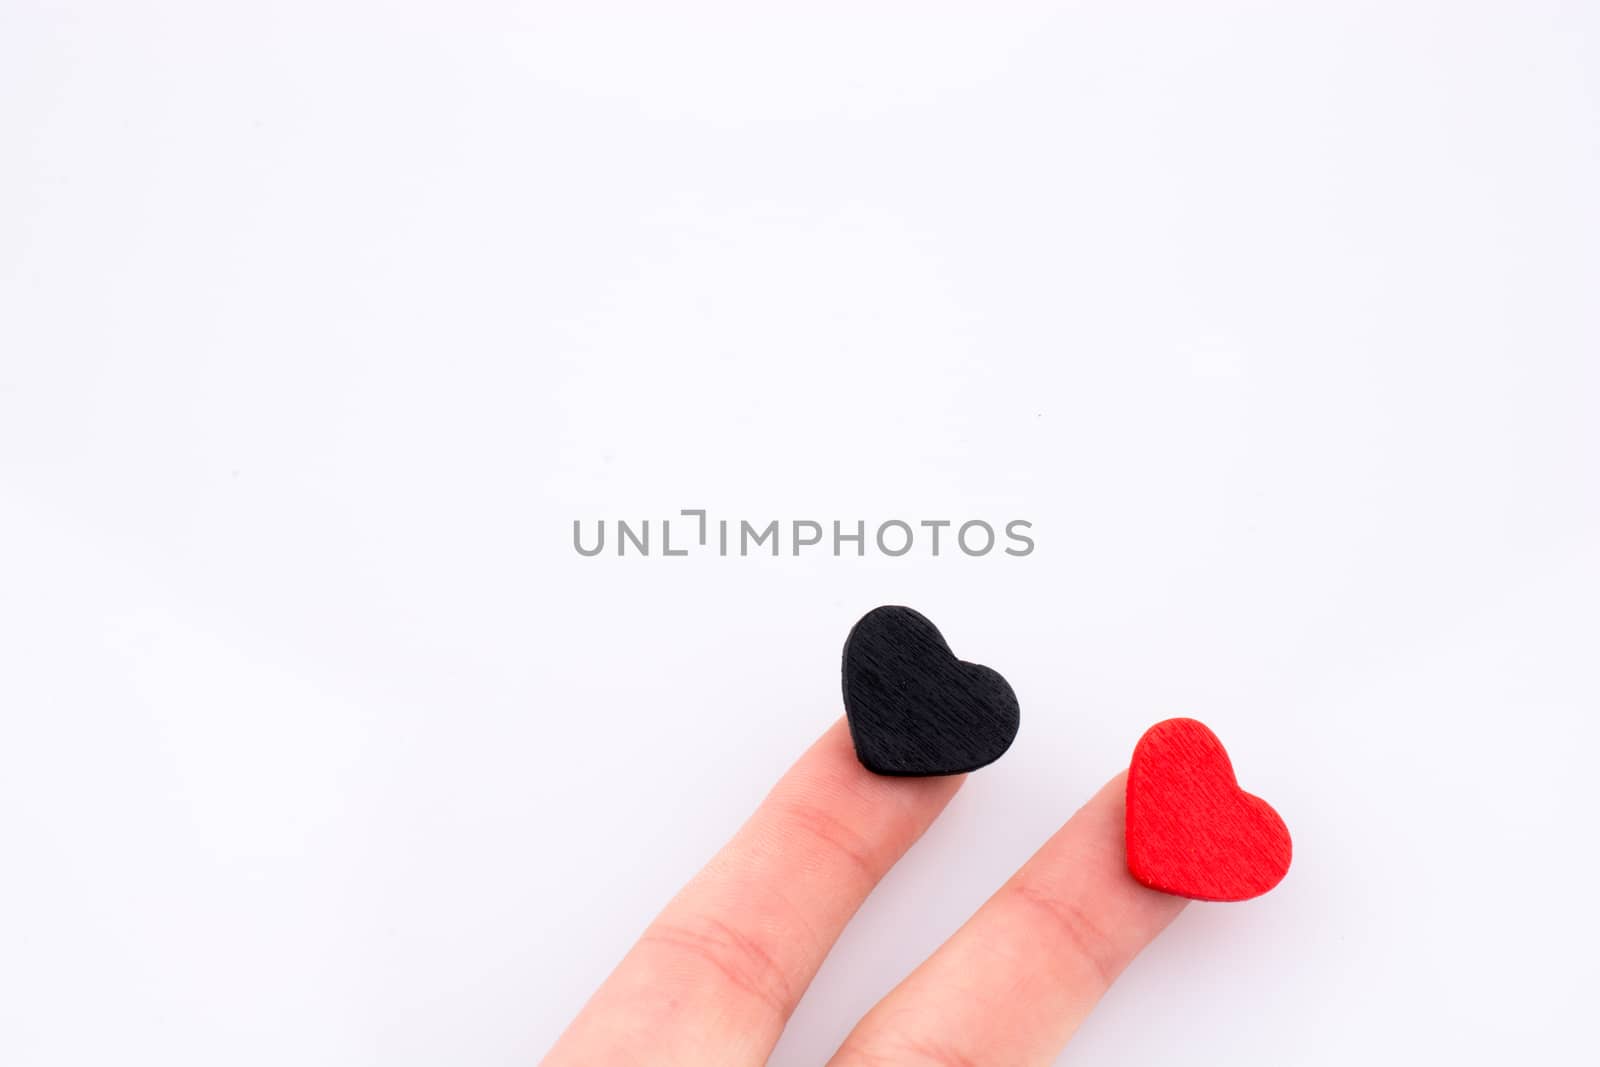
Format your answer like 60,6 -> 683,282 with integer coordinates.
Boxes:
1125,718 -> 1291,902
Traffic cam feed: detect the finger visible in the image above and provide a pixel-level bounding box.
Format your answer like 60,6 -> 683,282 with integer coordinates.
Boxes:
830,773 -> 1186,1067
541,719 -> 963,1067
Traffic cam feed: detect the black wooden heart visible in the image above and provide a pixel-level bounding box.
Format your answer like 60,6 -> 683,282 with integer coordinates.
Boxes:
841,605 -> 1020,776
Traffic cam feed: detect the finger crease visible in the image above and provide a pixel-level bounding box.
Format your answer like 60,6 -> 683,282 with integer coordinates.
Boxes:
1006,882 -> 1120,990
836,1035 -> 981,1067
771,797 -> 883,887
637,915 -> 795,1018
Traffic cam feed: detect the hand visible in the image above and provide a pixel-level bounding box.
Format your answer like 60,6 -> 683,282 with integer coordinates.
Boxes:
540,720 -> 1188,1065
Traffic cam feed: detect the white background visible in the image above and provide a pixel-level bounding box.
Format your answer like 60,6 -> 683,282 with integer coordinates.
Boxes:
3,3 -> 1598,1064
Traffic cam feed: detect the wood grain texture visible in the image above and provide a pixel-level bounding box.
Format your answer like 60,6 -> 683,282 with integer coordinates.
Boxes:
841,605 -> 1020,777
1125,718 -> 1292,902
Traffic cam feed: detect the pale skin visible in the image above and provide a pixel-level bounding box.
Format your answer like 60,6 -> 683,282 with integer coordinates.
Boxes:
541,720 -> 1188,1066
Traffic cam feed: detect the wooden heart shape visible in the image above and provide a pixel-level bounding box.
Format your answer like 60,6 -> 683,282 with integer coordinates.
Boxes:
842,606 -> 1020,777
1125,718 -> 1291,902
